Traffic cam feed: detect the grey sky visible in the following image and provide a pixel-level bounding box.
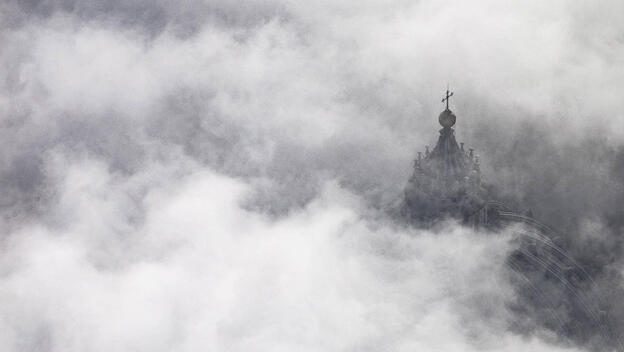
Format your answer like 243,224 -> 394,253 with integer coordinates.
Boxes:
0,0 -> 623,351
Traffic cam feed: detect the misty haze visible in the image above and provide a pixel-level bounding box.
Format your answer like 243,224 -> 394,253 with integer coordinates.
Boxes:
1,1 -> 624,351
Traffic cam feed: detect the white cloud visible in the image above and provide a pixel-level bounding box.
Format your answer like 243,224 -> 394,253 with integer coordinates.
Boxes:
0,1 -> 622,350
0,153 -> 581,351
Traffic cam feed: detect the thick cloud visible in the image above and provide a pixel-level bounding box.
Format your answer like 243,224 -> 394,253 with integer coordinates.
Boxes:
0,163 -> 580,351
0,0 -> 623,350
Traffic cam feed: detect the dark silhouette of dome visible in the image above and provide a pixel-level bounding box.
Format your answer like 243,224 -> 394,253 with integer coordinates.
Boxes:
399,89 -> 622,351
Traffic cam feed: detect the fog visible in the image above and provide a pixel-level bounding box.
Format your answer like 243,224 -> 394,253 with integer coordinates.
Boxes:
0,165 -> 577,351
1,0 -> 623,350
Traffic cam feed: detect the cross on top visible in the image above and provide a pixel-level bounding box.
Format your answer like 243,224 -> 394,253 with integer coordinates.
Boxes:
441,88 -> 454,110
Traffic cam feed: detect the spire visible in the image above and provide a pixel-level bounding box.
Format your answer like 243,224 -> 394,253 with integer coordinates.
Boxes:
431,88 -> 462,174
403,88 -> 488,225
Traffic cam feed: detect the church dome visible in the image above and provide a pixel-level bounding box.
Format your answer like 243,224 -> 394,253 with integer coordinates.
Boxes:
403,89 -> 613,347
438,109 -> 456,128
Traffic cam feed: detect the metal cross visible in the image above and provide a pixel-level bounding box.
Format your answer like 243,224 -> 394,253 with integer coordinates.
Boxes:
441,87 -> 454,110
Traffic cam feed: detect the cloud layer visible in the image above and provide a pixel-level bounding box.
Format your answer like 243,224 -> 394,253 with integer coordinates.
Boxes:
0,165 -> 579,351
1,0 -> 624,350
